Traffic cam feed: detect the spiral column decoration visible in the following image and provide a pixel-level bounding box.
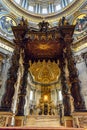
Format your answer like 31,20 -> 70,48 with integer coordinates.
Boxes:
59,54 -> 71,116
16,57 -> 29,116
65,35 -> 85,111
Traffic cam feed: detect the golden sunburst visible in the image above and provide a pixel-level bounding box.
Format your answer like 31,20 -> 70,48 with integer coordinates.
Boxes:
38,44 -> 50,50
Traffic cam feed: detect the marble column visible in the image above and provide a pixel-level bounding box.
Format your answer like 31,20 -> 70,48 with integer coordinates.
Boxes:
16,59 -> 29,116
59,55 -> 71,116
0,46 -> 20,111
65,35 -> 85,111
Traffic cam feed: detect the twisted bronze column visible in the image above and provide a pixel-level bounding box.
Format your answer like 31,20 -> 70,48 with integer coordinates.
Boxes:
65,35 -> 85,111
59,55 -> 71,116
16,58 -> 29,116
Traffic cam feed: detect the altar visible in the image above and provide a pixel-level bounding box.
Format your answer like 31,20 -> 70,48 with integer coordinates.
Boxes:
23,115 -> 60,127
35,88 -> 57,116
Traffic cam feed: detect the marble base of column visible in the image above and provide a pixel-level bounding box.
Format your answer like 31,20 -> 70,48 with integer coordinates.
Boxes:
63,94 -> 71,116
71,83 -> 86,112
16,95 -> 25,116
0,97 -> 12,112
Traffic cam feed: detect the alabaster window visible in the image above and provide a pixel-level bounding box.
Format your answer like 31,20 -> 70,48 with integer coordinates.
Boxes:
15,0 -> 20,4
28,6 -> 34,12
55,4 -> 61,11
14,0 -> 74,14
69,0 -> 73,2
42,8 -> 47,14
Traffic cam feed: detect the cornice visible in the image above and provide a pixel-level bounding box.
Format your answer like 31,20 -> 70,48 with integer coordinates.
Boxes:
72,35 -> 87,52
0,35 -> 14,52
0,35 -> 14,48
1,0 -> 86,23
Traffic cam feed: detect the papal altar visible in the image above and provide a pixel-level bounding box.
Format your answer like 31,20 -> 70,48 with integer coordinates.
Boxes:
23,115 -> 60,127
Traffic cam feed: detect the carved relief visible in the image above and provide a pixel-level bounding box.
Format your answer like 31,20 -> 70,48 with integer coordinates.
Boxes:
73,117 -> 79,128
0,116 -> 6,126
78,116 -> 87,128
73,116 -> 87,128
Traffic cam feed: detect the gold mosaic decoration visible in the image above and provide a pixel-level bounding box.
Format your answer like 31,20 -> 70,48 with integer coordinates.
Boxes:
29,60 -> 60,84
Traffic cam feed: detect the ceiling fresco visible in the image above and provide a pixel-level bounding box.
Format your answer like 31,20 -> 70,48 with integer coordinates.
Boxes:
0,15 -> 16,35
73,13 -> 87,41
73,14 -> 87,33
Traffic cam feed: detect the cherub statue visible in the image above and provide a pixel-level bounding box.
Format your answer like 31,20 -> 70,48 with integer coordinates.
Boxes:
59,17 -> 69,26
18,17 -> 28,26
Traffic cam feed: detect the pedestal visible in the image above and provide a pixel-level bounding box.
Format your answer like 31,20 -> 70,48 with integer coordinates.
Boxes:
63,116 -> 73,127
0,111 -> 12,127
15,116 -> 25,126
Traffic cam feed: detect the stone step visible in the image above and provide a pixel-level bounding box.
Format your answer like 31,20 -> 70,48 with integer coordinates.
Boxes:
0,127 -> 84,130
